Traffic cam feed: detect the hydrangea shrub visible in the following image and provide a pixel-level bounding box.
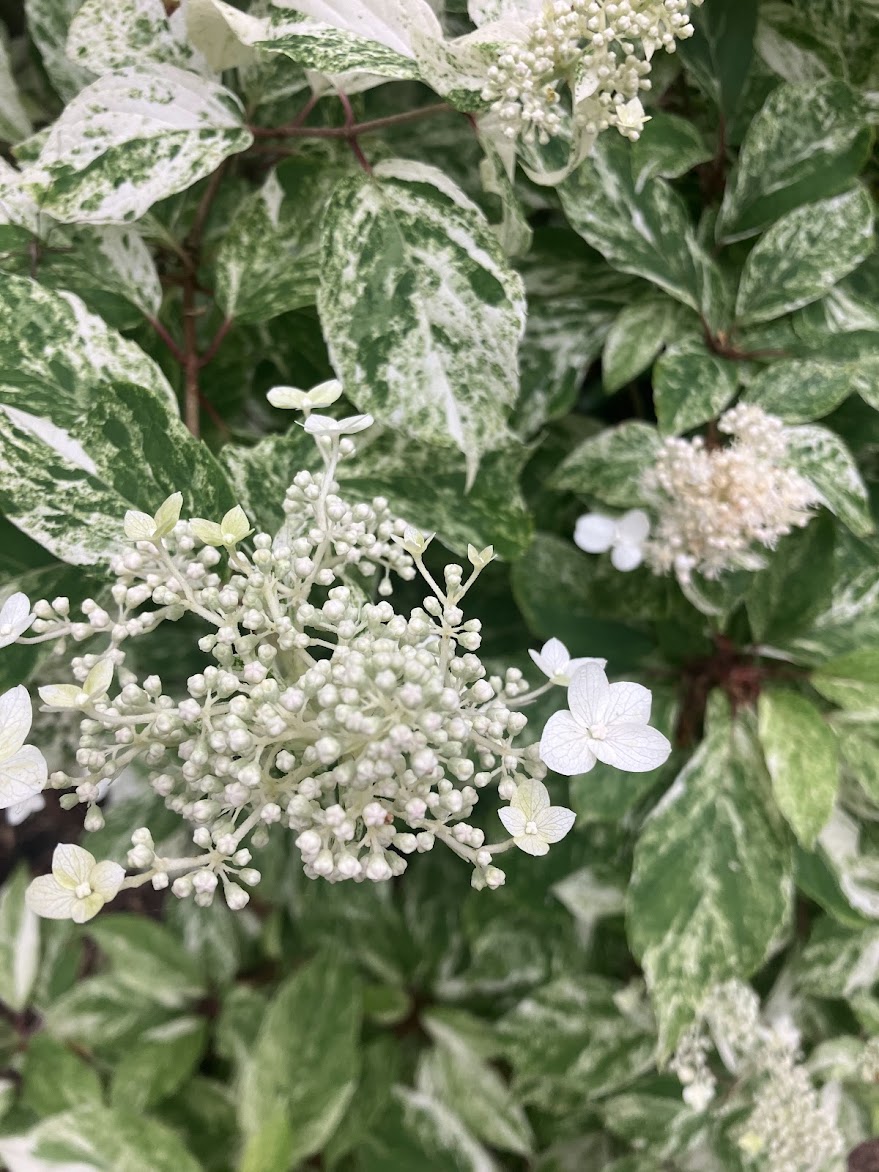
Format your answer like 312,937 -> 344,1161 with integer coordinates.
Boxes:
0,0 -> 877,1169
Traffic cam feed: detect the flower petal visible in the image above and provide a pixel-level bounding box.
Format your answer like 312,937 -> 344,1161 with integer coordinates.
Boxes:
25,875 -> 77,920
72,893 -> 105,924
611,542 -> 644,572
591,722 -> 671,773
0,593 -> 33,646
339,414 -> 373,434
52,843 -> 96,890
123,509 -> 156,541
567,663 -> 610,725
538,638 -> 569,676
267,385 -> 308,409
511,778 -> 550,819
0,685 -> 32,760
37,684 -> 84,709
90,860 -> 125,901
84,658 -> 114,700
539,710 -> 598,776
617,509 -> 651,544
573,513 -> 616,553
302,412 -> 337,435
498,805 -> 527,837
0,746 -> 47,810
5,792 -> 45,826
567,655 -> 607,674
604,680 -> 652,725
537,805 -> 577,844
514,833 -> 550,857
307,378 -> 343,407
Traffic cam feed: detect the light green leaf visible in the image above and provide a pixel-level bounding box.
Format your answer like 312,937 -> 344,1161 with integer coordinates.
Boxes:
44,974 -> 176,1052
559,135 -> 727,322
653,338 -> 738,434
216,160 -> 344,324
29,64 -> 253,225
418,1037 -> 534,1157
20,1034 -> 103,1117
239,954 -> 362,1169
0,39 -> 33,144
319,159 -> 525,483
360,1087 -> 496,1172
785,423 -> 873,537
628,696 -> 793,1056
630,114 -> 712,190
111,1017 -> 208,1111
0,866 -> 40,1012
31,1105 -> 204,1172
184,0 -> 257,71
735,187 -> 875,325
66,0 -> 200,74
718,79 -> 872,242
550,421 -> 661,508
163,895 -> 247,989
813,648 -> 879,712
798,917 -> 879,999
86,915 -> 206,1009
602,298 -> 680,396
478,134 -> 532,258
24,0 -> 95,102
742,357 -> 879,422
679,0 -> 758,116
837,722 -> 879,803
758,689 -> 839,848
786,534 -> 879,663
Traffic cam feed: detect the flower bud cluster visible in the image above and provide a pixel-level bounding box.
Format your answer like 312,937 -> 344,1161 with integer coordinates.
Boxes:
641,405 -> 820,584
480,0 -> 701,145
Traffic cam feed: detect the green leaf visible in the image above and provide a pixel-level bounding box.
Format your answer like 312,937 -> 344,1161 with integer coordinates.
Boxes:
111,1017 -> 208,1111
238,954 -> 362,1169
418,1036 -> 534,1157
360,1087 -> 496,1172
222,425 -> 533,560
797,917 -> 879,999
679,0 -> 758,116
0,39 -> 33,145
742,356 -> 879,422
628,696 -> 793,1056
559,135 -> 727,322
20,1034 -> 103,1117
324,1038 -> 400,1169
156,1078 -> 240,1172
30,64 -> 253,224
497,977 -> 654,1114
602,298 -> 680,396
550,421 -> 661,507
163,894 -> 247,988
318,159 -> 525,484
31,1104 -> 204,1172
216,159 -> 345,324
735,187 -> 875,325
66,0 -> 201,74
718,79 -> 872,242
757,689 -> 839,848
813,648 -> 879,712
785,423 -> 873,538
0,865 -> 40,1012
86,915 -> 206,1009
630,114 -> 712,189
653,338 -> 738,434
837,722 -> 879,803
745,514 -> 836,642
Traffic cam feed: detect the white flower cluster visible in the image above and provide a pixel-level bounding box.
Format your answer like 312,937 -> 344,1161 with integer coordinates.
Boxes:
480,0 -> 701,145
672,981 -> 844,1172
4,388 -> 669,923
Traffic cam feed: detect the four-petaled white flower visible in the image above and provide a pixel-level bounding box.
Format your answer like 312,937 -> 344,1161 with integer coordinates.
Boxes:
540,664 -> 671,776
497,778 -> 576,856
123,492 -> 183,543
529,637 -> 606,685
0,685 -> 47,811
267,379 -> 343,410
26,843 -> 125,923
190,505 -> 251,548
38,657 -> 115,711
574,509 -> 651,572
616,97 -> 649,139
0,592 -> 34,649
303,413 -> 374,438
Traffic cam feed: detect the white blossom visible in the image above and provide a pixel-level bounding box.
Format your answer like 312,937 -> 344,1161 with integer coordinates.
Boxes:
123,492 -> 183,542
528,637 -> 606,684
0,686 -> 48,811
302,413 -> 374,437
267,378 -> 343,410
5,792 -> 45,826
539,664 -> 671,775
26,843 -> 125,923
0,592 -> 34,648
189,505 -> 251,547
497,778 -> 575,856
574,509 -> 651,571
39,657 -> 114,710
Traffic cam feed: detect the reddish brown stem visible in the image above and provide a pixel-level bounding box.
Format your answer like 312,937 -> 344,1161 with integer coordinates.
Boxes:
199,317 -> 233,368
248,102 -> 450,141
146,315 -> 185,365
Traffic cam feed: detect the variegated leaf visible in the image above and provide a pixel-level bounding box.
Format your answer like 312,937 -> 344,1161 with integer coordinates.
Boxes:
0,40 -> 33,145
653,337 -> 738,435
786,423 -> 874,537
550,422 -> 661,508
66,0 -> 202,76
24,0 -> 94,102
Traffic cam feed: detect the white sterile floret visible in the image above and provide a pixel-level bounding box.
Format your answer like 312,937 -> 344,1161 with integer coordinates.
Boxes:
528,637 -> 606,685
26,843 -> 125,923
302,413 -> 374,437
497,778 -> 575,856
267,379 -> 343,410
39,657 -> 114,710
0,686 -> 48,811
123,492 -> 183,542
574,509 -> 651,571
539,663 -> 671,775
190,504 -> 251,548
0,592 -> 34,648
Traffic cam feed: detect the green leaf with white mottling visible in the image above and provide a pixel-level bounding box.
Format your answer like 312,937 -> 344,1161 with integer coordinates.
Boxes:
318,159 -> 525,484
758,689 -> 839,848
785,422 -> 873,537
31,1105 -> 204,1172
0,39 -> 33,144
798,917 -> 879,999
735,187 -> 875,326
24,0 -> 94,102
216,160 -> 344,324
785,533 -> 879,662
361,1087 -> 496,1172
29,64 -> 252,225
550,421 -> 661,508
221,425 -> 533,559
0,866 -> 40,1012
111,1017 -> 208,1112
602,298 -> 684,396
66,0 -> 202,75
746,513 -> 836,643
743,357 -> 879,422
87,915 -> 206,1009
718,79 -> 872,242
679,0 -> 758,116
559,135 -> 727,323
630,114 -> 712,191
628,695 -> 793,1057
654,337 -> 738,434
837,722 -> 879,802
478,133 -> 531,257
20,1034 -> 103,1117
813,648 -> 879,712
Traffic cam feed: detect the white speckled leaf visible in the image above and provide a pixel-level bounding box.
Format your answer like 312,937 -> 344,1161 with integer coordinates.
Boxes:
0,866 -> 40,1013
0,40 -> 33,145
735,187 -> 875,326
24,0 -> 94,102
798,918 -> 879,999
77,225 -> 163,317
602,298 -> 682,396
628,697 -> 793,1057
786,423 -> 873,537
30,1104 -> 204,1172
318,159 -> 526,484
654,338 -> 739,435
28,64 -> 253,225
550,422 -> 661,508
66,0 -> 200,75
184,0 -> 256,71
743,357 -> 879,422
758,689 -> 839,849
718,79 -> 871,243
